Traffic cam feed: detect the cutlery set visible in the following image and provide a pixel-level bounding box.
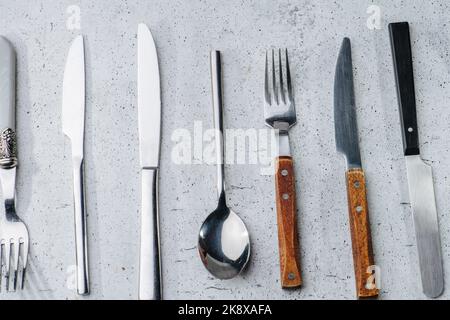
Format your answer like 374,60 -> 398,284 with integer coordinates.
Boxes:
197,21 -> 445,299
0,20 -> 447,299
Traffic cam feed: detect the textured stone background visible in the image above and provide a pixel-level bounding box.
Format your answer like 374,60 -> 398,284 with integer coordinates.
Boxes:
1,0 -> 450,300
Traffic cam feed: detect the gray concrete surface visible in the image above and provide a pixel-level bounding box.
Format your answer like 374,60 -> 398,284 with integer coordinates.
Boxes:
0,0 -> 450,300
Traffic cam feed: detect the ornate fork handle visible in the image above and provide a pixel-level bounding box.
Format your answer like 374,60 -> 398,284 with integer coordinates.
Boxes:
0,128 -> 18,222
0,128 -> 18,169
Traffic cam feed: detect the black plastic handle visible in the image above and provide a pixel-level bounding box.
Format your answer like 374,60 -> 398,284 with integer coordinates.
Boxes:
389,22 -> 420,156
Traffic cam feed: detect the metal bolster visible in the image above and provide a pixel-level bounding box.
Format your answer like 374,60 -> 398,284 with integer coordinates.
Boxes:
273,121 -> 290,134
273,122 -> 291,157
0,128 -> 18,169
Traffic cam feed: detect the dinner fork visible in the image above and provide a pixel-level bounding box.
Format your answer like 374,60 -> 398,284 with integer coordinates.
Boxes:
264,49 -> 302,288
0,36 -> 29,292
0,165 -> 29,292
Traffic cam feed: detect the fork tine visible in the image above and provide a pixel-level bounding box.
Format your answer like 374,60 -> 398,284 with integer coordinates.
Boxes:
21,267 -> 27,290
285,49 -> 293,102
0,243 -> 3,292
271,49 -> 277,103
264,51 -> 270,103
4,242 -> 10,291
278,49 -> 285,103
11,241 -> 19,291
20,240 -> 28,289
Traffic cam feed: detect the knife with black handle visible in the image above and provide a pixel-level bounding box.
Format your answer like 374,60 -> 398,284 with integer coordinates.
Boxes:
389,21 -> 444,298
389,22 -> 420,156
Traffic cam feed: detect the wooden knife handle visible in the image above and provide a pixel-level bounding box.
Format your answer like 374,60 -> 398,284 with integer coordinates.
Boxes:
275,156 -> 302,288
346,169 -> 379,298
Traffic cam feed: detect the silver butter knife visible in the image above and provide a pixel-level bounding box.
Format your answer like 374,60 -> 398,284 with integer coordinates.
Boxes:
62,35 -> 89,295
389,22 -> 444,298
137,23 -> 162,300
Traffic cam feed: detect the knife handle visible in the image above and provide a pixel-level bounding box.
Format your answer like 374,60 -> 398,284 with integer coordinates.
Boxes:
72,158 -> 90,295
275,156 -> 302,288
139,168 -> 162,300
346,169 -> 378,298
0,36 -> 16,134
389,22 -> 420,156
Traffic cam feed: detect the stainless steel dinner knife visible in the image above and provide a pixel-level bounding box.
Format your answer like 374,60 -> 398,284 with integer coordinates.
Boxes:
334,38 -> 378,298
389,22 -> 444,298
137,23 -> 162,300
62,35 -> 89,295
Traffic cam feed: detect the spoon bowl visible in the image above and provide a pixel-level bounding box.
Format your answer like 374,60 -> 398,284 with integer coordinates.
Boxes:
198,201 -> 250,279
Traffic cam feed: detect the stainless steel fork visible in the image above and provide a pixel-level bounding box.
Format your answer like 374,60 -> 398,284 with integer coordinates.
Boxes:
0,36 -> 29,292
0,165 -> 29,291
264,49 -> 302,288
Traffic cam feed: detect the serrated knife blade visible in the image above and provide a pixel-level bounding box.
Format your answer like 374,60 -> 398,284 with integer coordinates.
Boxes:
334,37 -> 362,169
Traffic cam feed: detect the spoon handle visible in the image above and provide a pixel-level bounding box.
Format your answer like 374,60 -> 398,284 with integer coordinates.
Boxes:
210,50 -> 225,198
275,156 -> 302,288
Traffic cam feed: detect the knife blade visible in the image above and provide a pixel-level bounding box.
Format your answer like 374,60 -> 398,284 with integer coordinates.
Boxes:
334,38 -> 362,170
137,23 -> 162,300
62,35 -> 89,295
389,21 -> 444,298
334,38 -> 379,298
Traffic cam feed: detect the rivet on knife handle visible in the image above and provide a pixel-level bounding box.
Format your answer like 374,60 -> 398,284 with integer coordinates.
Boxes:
275,156 -> 302,288
346,169 -> 378,298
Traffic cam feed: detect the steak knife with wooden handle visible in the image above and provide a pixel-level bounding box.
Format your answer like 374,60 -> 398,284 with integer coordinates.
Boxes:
333,38 -> 379,298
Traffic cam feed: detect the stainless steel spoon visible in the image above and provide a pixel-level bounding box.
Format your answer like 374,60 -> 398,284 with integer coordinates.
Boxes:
198,50 -> 251,279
